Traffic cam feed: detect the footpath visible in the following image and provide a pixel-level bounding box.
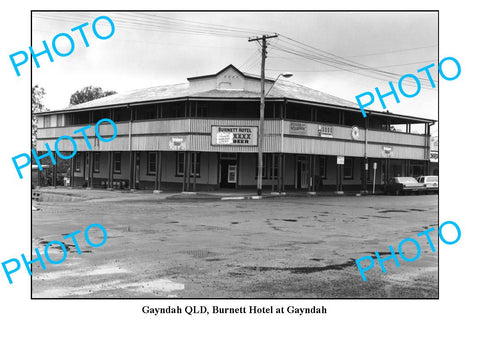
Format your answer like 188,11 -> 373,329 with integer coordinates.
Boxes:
32,187 -> 373,204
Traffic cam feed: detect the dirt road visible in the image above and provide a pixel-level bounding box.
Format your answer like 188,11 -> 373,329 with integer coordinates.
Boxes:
32,191 -> 438,298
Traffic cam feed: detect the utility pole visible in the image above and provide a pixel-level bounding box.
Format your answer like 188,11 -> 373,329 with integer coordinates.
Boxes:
249,34 -> 277,196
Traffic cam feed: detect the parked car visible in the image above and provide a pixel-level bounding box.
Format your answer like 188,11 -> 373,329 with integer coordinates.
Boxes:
384,177 -> 424,195
417,175 -> 438,194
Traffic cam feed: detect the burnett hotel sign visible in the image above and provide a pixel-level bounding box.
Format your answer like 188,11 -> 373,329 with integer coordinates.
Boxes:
211,126 -> 258,146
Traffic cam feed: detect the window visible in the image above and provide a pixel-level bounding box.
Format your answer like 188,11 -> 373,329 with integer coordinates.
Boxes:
256,154 -> 278,180
44,116 -> 51,128
223,102 -> 236,116
135,105 -> 157,121
198,104 -> 208,117
73,113 -> 90,125
113,107 -> 131,122
163,102 -> 185,118
74,154 -> 81,172
344,157 -> 354,179
270,154 -> 279,179
114,152 -> 122,173
64,113 -> 74,127
318,156 -> 327,179
92,110 -> 110,124
147,152 -> 157,175
93,153 -> 100,173
176,152 -> 200,176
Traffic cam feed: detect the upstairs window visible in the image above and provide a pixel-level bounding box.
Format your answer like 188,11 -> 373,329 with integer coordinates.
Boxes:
44,116 -> 51,128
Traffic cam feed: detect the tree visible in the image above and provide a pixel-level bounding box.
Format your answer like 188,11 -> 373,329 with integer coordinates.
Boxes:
69,86 -> 117,106
32,85 -> 48,148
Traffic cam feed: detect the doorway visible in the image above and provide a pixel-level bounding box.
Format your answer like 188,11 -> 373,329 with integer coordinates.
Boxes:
219,153 -> 237,188
296,156 -> 308,189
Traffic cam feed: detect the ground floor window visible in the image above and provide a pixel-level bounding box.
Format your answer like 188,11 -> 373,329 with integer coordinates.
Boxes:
176,152 -> 200,176
410,160 -> 425,177
344,157 -> 354,179
256,154 -> 278,180
114,152 -> 122,174
318,156 -> 327,179
74,154 -> 81,172
147,152 -> 157,175
93,152 -> 100,173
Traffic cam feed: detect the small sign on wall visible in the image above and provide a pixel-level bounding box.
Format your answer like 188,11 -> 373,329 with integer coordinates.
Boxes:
169,136 -> 186,150
381,146 -> 393,158
318,124 -> 333,138
337,156 -> 344,165
228,164 -> 237,183
289,121 -> 308,135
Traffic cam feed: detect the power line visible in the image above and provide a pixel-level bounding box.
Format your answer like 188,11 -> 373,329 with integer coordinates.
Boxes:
279,35 -> 438,86
34,12 -> 272,39
346,44 -> 438,58
270,36 -> 437,88
266,59 -> 437,72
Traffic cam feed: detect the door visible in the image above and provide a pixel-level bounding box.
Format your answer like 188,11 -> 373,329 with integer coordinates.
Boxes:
135,152 -> 140,188
220,159 -> 237,188
296,156 -> 308,189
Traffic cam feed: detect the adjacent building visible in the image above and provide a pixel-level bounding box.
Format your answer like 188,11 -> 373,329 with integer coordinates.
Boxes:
35,65 -> 436,192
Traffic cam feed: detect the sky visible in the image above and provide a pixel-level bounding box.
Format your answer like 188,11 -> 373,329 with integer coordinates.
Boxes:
31,11 -> 438,133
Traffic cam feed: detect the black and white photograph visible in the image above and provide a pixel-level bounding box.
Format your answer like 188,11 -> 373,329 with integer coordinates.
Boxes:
29,11 -> 440,299
3,1 -> 480,337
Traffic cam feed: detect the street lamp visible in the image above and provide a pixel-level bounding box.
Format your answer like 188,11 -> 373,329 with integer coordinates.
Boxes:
265,72 -> 293,97
257,72 -> 293,196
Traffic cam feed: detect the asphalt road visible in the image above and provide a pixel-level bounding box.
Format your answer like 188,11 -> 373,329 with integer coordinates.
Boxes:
31,192 -> 438,298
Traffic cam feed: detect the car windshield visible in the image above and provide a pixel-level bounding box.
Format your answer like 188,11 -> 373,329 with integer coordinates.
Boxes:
396,177 -> 418,183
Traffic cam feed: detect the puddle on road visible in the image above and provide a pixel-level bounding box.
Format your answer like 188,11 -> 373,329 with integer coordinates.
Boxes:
377,208 -> 427,213
204,258 -> 226,262
369,251 -> 401,256
36,239 -> 92,254
244,259 -> 356,274
184,249 -> 219,259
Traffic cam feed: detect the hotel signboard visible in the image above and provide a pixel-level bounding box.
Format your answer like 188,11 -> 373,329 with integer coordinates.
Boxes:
211,126 -> 258,146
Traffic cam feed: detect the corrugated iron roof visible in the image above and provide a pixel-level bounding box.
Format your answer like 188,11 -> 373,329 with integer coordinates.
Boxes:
47,78 -> 361,112
41,65 -> 435,123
